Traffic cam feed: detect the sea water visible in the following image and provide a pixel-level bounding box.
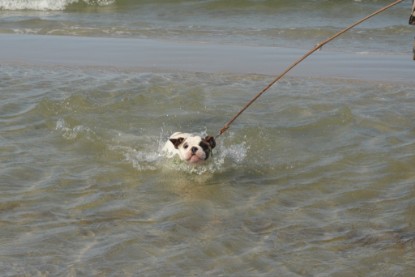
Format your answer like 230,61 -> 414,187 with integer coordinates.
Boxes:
1,1 -> 415,276
0,0 -> 414,53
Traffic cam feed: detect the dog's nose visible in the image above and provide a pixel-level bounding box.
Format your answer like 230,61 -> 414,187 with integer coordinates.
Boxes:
191,147 -> 198,154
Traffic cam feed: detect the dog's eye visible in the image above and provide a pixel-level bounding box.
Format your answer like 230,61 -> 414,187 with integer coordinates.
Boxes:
183,143 -> 188,149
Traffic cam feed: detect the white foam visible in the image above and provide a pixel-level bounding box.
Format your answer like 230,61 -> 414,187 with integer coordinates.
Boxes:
0,0 -> 114,11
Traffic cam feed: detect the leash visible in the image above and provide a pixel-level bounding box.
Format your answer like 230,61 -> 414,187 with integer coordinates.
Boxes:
216,0 -> 405,138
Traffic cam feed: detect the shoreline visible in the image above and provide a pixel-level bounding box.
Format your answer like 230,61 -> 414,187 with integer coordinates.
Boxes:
1,34 -> 414,83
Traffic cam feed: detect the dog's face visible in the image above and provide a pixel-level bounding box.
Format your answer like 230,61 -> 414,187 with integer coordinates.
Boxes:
169,134 -> 216,164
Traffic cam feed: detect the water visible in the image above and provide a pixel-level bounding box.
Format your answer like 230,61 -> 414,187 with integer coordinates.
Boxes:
1,1 -> 415,276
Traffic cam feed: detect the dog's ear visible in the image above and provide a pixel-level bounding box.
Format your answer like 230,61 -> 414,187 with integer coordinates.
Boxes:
204,136 -> 216,149
170,137 -> 184,149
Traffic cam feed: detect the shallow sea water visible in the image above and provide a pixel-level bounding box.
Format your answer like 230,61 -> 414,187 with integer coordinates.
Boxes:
1,0 -> 415,276
1,64 -> 415,276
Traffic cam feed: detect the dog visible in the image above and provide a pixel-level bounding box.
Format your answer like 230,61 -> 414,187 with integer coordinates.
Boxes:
162,132 -> 216,164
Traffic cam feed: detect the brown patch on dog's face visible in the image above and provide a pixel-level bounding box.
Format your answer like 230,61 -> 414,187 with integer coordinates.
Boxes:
196,136 -> 216,160
204,136 -> 216,149
169,137 -> 184,149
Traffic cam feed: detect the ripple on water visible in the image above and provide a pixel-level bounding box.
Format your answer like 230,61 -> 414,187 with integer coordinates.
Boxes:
1,63 -> 415,276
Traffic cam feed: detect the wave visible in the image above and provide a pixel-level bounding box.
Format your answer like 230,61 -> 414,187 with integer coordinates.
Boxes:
0,0 -> 115,11
1,0 -> 409,12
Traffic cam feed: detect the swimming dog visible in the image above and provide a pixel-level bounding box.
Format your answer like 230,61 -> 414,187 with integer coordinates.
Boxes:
162,132 -> 216,164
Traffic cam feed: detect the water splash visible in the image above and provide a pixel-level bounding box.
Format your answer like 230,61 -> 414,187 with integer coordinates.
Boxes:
113,145 -> 162,171
54,119 -> 249,174
116,131 -> 249,175
55,118 -> 95,140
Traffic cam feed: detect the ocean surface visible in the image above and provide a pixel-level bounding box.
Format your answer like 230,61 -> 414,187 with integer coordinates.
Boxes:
1,0 -> 415,276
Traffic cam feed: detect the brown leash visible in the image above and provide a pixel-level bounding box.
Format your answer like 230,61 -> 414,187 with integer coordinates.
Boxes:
216,0 -> 405,138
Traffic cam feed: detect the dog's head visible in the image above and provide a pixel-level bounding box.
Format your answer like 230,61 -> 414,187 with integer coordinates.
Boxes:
170,134 -> 216,164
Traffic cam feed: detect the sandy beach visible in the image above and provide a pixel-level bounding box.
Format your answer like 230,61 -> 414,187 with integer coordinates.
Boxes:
2,34 -> 414,83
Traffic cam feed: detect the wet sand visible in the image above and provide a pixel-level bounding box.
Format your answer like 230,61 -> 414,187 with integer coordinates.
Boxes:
1,34 -> 414,83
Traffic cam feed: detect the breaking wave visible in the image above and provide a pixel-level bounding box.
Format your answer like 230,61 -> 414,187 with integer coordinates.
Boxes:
0,0 -> 115,11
